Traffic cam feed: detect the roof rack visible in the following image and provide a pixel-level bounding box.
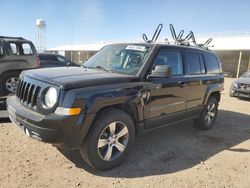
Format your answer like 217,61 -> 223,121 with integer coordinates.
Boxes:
141,24 -> 213,50
142,24 -> 163,43
0,36 -> 25,40
168,24 -> 213,50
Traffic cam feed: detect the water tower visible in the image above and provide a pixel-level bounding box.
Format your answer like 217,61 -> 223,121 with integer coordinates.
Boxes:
36,19 -> 46,52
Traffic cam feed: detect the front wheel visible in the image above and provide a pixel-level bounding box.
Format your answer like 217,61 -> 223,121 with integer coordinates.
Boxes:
194,96 -> 218,130
79,109 -> 135,170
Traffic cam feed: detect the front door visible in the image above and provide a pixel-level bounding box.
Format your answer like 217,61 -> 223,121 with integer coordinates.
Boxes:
144,49 -> 189,129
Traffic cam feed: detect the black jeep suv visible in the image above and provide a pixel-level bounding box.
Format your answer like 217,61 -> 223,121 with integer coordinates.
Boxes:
7,43 -> 224,170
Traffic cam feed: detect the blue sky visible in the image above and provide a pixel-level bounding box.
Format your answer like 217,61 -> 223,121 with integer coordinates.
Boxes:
1,0 -> 250,48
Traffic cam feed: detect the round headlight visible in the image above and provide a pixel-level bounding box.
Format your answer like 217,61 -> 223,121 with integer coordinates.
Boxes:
44,87 -> 58,108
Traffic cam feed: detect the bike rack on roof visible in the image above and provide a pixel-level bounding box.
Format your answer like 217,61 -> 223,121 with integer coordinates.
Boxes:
141,23 -> 213,50
142,24 -> 163,43
168,24 -> 213,50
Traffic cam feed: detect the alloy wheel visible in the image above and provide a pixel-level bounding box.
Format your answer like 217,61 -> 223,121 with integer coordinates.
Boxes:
97,121 -> 129,161
205,103 -> 216,125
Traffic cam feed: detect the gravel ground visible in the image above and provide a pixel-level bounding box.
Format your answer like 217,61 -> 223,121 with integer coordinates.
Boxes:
0,78 -> 250,188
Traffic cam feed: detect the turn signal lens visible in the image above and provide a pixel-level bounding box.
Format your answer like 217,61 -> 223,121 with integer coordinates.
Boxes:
68,108 -> 81,115
55,107 -> 81,115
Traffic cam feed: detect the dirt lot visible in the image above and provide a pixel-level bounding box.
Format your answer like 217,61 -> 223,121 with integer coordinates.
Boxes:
0,78 -> 250,188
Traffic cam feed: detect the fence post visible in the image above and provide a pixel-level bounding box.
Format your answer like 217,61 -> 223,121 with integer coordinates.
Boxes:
236,51 -> 242,78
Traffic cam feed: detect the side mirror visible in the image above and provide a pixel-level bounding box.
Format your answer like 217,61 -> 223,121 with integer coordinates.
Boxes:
148,65 -> 172,78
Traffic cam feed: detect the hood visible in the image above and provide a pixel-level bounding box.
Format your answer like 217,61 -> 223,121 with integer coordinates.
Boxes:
237,77 -> 250,85
23,67 -> 139,89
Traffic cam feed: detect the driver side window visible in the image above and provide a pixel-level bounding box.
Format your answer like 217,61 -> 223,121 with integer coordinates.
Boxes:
152,50 -> 183,76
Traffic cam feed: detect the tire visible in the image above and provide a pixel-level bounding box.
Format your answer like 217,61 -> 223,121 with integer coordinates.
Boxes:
79,109 -> 135,170
194,96 -> 218,130
0,72 -> 19,95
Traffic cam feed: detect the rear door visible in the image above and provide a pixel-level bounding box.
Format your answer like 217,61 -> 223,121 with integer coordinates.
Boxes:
183,50 -> 208,109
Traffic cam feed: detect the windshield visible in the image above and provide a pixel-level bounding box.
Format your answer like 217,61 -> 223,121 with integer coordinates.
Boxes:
84,44 -> 151,75
241,71 -> 250,78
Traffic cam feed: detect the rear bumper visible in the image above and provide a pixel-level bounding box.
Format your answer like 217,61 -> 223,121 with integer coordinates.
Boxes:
7,95 -> 96,149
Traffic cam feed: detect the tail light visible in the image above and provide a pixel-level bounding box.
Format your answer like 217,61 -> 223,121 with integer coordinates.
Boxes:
36,56 -> 40,67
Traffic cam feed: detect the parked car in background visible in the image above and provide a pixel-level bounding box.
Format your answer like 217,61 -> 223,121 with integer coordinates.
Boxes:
230,71 -> 250,99
38,53 -> 78,68
0,36 -> 39,96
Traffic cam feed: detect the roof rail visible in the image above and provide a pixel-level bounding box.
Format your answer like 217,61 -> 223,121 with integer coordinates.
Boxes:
0,36 -> 25,40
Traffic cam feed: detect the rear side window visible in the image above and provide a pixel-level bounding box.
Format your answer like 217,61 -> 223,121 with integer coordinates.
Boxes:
184,52 -> 202,75
152,50 -> 183,76
203,53 -> 220,74
10,42 -> 18,55
22,43 -> 33,55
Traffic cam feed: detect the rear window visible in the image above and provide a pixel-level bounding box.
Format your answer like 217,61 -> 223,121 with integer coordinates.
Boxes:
203,53 -> 221,74
22,43 -> 33,55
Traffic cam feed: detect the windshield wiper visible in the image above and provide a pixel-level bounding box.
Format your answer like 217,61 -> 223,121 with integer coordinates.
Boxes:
96,65 -> 113,72
85,65 -> 113,73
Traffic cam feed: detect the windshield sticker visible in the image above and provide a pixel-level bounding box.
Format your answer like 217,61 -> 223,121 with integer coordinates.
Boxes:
125,45 -> 146,52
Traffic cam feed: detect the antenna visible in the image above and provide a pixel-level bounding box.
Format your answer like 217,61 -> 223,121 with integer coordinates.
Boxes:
142,24 -> 163,43
36,19 -> 46,52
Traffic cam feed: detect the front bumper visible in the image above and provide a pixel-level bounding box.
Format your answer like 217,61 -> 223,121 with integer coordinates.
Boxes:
230,87 -> 250,99
7,95 -> 96,149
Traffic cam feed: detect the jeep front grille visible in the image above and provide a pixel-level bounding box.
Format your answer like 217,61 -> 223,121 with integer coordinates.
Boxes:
16,80 -> 41,108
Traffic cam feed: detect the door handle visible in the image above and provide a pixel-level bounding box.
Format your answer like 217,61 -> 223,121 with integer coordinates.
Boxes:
178,81 -> 187,88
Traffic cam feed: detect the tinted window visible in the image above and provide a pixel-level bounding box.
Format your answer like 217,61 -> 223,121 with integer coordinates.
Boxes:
152,50 -> 183,75
203,53 -> 220,74
198,54 -> 206,74
241,71 -> 250,78
39,55 -> 46,61
185,52 -> 201,74
47,55 -> 57,61
22,43 -> 33,55
56,56 -> 66,62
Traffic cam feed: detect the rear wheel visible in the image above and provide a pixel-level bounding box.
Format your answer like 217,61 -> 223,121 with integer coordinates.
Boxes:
0,72 -> 19,95
79,109 -> 135,170
194,96 -> 218,130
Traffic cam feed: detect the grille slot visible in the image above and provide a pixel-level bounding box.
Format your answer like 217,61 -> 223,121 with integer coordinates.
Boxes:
16,80 -> 41,108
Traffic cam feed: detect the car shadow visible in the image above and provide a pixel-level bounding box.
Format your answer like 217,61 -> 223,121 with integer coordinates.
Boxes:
59,109 -> 250,178
236,97 -> 250,102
